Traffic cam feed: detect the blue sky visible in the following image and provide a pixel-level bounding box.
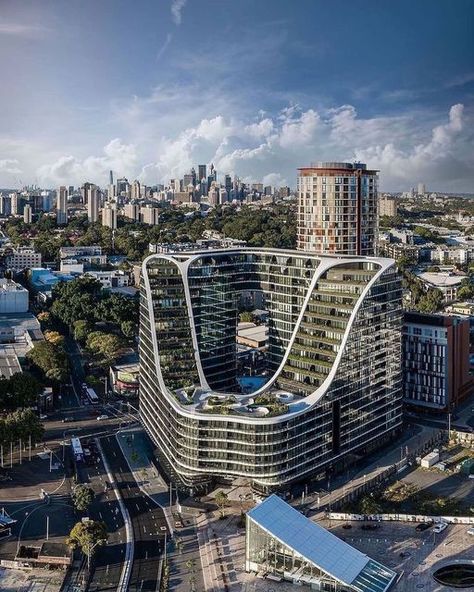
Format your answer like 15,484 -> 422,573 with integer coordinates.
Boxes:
1,0 -> 473,191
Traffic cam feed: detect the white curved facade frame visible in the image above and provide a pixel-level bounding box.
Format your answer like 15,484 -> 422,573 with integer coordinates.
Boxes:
141,249 -> 392,424
139,247 -> 403,491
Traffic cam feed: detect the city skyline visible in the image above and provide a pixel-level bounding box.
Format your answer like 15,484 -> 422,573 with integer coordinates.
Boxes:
1,0 -> 473,192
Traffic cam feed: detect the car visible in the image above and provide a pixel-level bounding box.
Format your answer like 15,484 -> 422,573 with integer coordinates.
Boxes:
39,414 -> 48,420
469,474 -> 474,479
433,522 -> 448,533
361,523 -> 379,530
342,524 -> 352,529
62,416 -> 75,423
416,522 -> 432,531
97,414 -> 109,421
467,528 -> 474,536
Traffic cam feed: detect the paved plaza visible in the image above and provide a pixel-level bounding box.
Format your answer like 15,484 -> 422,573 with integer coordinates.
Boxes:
325,519 -> 474,591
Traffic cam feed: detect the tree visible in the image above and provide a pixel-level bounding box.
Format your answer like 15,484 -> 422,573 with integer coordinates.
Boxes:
67,520 -> 108,571
51,277 -> 103,328
44,330 -> 65,347
72,484 -> 95,512
73,320 -> 91,343
359,495 -> 382,516
86,331 -> 123,366
215,491 -> 229,518
0,408 -> 44,446
120,320 -> 136,339
239,312 -> 254,323
27,340 -> 68,383
8,373 -> 42,409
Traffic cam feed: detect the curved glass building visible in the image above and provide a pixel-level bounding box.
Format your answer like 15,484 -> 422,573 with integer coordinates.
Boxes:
139,248 -> 402,493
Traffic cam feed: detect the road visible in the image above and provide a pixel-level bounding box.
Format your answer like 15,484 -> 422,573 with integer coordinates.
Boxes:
76,440 -> 127,592
100,435 -> 167,592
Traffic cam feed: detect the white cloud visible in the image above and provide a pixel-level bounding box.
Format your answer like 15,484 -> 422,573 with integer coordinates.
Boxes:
156,33 -> 173,62
353,104 -> 468,188
0,23 -> 49,37
0,159 -> 22,175
244,119 -> 274,139
37,139 -> 138,186
171,0 -> 187,25
4,100 -> 470,192
262,172 -> 288,187
278,108 -> 319,148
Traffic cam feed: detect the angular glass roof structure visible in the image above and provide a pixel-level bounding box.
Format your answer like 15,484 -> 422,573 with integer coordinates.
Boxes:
247,494 -> 396,592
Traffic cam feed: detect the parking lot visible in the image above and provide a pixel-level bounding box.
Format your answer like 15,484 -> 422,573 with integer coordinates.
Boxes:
400,465 -> 474,508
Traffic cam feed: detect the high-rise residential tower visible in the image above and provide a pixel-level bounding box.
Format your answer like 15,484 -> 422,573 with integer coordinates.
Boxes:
198,164 -> 207,182
87,185 -> 99,223
297,162 -> 378,256
23,204 -> 32,224
139,247 -> 402,493
417,183 -> 426,196
102,202 -> 117,229
56,186 -> 68,225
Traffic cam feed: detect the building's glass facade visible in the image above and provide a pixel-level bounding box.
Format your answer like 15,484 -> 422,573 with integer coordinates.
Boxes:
139,248 -> 402,492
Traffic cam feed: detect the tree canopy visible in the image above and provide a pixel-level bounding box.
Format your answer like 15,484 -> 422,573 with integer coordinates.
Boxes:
0,409 -> 44,446
0,373 -> 43,410
66,520 -> 108,560
72,484 -> 95,512
27,340 -> 69,383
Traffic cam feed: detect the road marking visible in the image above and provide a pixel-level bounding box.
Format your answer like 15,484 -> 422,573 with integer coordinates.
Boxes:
99,512 -> 102,519
136,503 -> 140,511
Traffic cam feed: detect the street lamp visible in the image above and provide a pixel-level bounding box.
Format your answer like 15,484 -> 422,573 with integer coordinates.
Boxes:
86,539 -> 106,572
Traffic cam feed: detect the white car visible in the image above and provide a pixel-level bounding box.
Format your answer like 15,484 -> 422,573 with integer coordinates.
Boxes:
433,522 -> 448,533
97,414 -> 109,421
467,528 -> 474,536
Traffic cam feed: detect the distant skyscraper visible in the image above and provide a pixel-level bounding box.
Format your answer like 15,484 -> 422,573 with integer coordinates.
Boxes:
68,185 -> 74,196
224,174 -> 232,194
87,185 -> 99,223
102,202 -> 117,229
131,180 -> 141,200
183,172 -> 194,187
297,161 -> 378,256
23,204 -> 32,224
417,183 -> 426,195
116,177 -> 129,196
0,194 -> 12,216
198,164 -> 207,182
109,170 -> 114,186
124,202 -> 141,222
56,186 -> 68,225
41,191 -> 53,212
140,205 -> 160,225
10,192 -> 19,215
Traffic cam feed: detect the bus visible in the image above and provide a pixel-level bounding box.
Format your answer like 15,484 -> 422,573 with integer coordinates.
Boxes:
86,387 -> 99,405
71,437 -> 84,463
